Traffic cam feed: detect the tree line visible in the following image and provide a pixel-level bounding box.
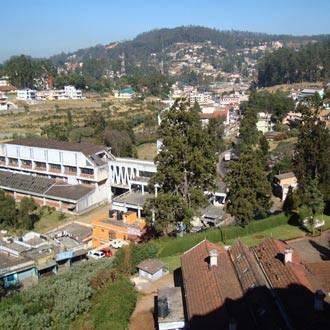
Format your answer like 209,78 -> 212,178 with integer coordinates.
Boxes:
0,191 -> 39,230
257,39 -> 330,87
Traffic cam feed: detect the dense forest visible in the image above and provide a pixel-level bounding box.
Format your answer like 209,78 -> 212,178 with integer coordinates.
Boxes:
257,39 -> 330,86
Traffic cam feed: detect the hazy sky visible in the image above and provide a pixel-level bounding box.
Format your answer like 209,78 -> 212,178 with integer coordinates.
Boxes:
1,0 -> 330,62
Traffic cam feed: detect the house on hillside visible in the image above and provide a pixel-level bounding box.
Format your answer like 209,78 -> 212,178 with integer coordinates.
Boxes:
137,258 -> 166,281
273,172 -> 298,201
114,87 -> 135,99
92,210 -> 146,247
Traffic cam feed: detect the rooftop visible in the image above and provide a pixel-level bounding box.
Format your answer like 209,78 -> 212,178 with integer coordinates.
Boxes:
113,191 -> 152,206
181,240 -> 255,329
274,172 -> 296,180
157,287 -> 185,325
0,252 -> 34,275
46,184 -> 94,202
7,137 -> 107,157
48,222 -> 92,243
0,170 -> 94,202
137,258 -> 165,274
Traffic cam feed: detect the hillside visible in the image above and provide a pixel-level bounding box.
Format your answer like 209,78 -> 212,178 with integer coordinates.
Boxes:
257,39 -> 330,87
50,26 -> 329,77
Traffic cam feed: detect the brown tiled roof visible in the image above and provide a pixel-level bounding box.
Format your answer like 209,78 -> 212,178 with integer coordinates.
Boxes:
0,84 -> 16,92
7,137 -> 106,157
253,239 -> 330,330
305,261 -> 330,293
181,240 -> 255,329
137,258 -> 164,274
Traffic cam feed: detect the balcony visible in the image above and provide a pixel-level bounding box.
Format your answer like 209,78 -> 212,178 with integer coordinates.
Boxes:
64,166 -> 77,176
49,164 -> 62,174
79,168 -> 95,179
34,162 -> 47,172
8,158 -> 18,167
21,160 -> 32,169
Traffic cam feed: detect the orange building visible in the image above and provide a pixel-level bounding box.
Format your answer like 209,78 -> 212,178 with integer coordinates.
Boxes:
92,211 -> 146,248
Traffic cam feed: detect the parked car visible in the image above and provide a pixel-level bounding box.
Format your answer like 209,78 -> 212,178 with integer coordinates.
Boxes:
87,250 -> 105,260
109,239 -> 129,249
100,248 -> 113,257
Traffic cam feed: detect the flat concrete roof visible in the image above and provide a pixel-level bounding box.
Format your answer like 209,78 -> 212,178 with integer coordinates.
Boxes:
158,287 -> 185,325
0,252 -> 34,275
48,222 -> 92,243
113,191 -> 153,206
201,204 -> 225,220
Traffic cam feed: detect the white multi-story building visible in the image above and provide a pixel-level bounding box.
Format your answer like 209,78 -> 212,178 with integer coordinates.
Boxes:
0,138 -> 157,214
36,86 -> 82,101
189,90 -> 213,106
64,85 -> 82,99
17,89 -> 37,101
256,112 -> 274,133
0,138 -> 113,212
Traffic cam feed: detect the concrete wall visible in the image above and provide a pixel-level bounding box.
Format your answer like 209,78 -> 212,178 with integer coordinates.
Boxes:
139,268 -> 164,281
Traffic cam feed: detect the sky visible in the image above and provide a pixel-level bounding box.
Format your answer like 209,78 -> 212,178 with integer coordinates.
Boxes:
1,0 -> 330,62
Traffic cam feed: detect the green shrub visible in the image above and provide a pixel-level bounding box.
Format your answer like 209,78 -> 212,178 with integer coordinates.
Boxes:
91,278 -> 137,330
0,260 -> 113,330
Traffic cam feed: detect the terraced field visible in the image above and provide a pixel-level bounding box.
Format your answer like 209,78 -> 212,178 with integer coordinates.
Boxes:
0,95 -> 161,142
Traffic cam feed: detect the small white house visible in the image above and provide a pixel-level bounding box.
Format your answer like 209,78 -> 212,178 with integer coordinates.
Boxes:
64,85 -> 82,99
137,259 -> 166,281
17,89 -> 36,101
257,112 -> 274,133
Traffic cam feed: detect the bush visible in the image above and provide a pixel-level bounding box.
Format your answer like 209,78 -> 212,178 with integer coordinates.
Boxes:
113,242 -> 159,274
0,260 -> 113,330
90,278 -> 137,330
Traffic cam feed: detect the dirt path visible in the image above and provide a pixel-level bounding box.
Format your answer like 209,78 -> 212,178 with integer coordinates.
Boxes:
129,273 -> 174,330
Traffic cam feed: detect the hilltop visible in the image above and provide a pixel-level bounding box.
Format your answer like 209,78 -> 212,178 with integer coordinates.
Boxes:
50,26 -> 329,76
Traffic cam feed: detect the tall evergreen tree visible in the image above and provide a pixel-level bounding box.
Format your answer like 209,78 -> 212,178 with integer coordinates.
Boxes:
225,149 -> 272,225
145,98 -> 216,234
294,108 -> 330,206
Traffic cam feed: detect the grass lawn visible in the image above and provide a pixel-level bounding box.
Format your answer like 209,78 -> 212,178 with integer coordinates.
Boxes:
227,223 -> 306,247
136,142 -> 157,160
160,255 -> 181,272
34,210 -> 67,233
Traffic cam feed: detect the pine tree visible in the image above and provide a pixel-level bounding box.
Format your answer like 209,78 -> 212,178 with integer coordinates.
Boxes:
145,98 -> 216,234
225,148 -> 272,225
294,108 -> 330,206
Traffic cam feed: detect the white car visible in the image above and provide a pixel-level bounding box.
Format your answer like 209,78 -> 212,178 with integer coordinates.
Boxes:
87,250 -> 105,260
109,239 -> 129,249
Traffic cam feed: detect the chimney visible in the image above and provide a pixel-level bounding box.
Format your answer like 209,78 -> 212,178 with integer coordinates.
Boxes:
284,248 -> 293,264
158,296 -> 169,318
314,289 -> 325,312
209,249 -> 219,268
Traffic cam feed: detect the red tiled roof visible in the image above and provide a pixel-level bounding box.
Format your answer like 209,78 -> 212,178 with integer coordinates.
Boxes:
0,84 -> 16,92
181,240 -> 255,329
305,261 -> 330,293
254,238 -> 330,330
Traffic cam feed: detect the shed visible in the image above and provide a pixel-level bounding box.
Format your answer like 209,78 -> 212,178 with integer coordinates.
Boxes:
137,258 -> 166,281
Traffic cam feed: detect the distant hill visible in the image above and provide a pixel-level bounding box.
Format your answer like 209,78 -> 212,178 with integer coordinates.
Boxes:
50,26 -> 329,71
